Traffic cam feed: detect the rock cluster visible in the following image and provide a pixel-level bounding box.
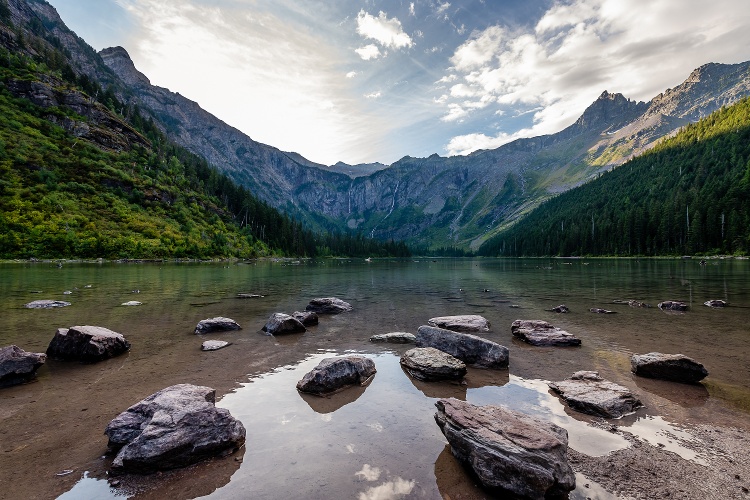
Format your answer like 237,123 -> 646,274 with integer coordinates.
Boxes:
296,356 -> 376,396
631,352 -> 708,383
400,347 -> 466,381
416,325 -> 508,369
46,326 -> 130,362
427,315 -> 490,333
549,371 -> 642,418
0,345 -> 47,387
511,320 -> 581,347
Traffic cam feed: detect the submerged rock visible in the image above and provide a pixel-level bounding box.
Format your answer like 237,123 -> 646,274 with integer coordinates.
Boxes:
549,371 -> 642,418
121,301 -> 142,306
704,299 -> 726,308
201,340 -> 230,351
416,325 -> 509,369
194,317 -> 241,335
24,299 -> 71,309
0,345 -> 47,387
511,320 -> 581,347
658,301 -> 688,311
296,356 -> 376,396
46,326 -> 130,362
236,293 -> 264,299
400,347 -> 467,381
292,311 -> 319,326
435,398 -> 576,499
305,297 -> 353,314
631,352 -> 708,383
262,313 -> 306,335
628,300 -> 651,308
589,308 -> 616,314
427,315 -> 490,333
370,332 -> 416,344
548,304 -> 569,313
104,384 -> 245,474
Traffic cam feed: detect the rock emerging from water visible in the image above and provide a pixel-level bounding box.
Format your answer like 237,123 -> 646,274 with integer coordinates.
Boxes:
427,315 -> 490,333
104,384 -> 246,474
657,301 -> 688,311
296,356 -> 376,396
416,325 -> 509,369
434,398 -> 576,499
236,293 -> 264,299
46,326 -> 130,362
305,297 -> 353,314
194,317 -> 241,335
121,301 -> 142,306
24,299 -> 71,309
262,313 -> 306,335
400,347 -> 467,381
631,352 -> 708,383
511,320 -> 581,347
549,371 -> 642,418
589,308 -> 616,314
704,299 -> 726,308
201,340 -> 230,351
292,311 -> 319,326
0,345 -> 47,387
548,304 -> 569,313
370,332 -> 416,344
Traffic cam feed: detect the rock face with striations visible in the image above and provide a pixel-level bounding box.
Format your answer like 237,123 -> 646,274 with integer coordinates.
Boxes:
435,398 -> 576,499
416,325 -> 508,369
0,345 -> 47,387
549,371 -> 642,418
427,315 -> 490,333
194,317 -> 241,335
305,297 -> 352,314
631,352 -> 708,383
104,384 -> 245,474
511,320 -> 581,347
46,326 -> 130,362
262,313 -> 306,335
296,356 -> 376,396
400,347 -> 467,381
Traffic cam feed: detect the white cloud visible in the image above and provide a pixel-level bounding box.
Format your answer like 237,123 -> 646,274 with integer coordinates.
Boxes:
356,44 -> 382,60
365,91 -> 382,99
409,2 -> 415,16
436,2 -> 451,16
346,71 -> 359,78
446,131 -> 513,155
356,10 -> 413,50
354,464 -> 381,482
358,477 -> 415,500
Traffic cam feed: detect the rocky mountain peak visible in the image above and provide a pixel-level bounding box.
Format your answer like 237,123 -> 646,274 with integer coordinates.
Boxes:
571,90 -> 646,133
99,46 -> 151,88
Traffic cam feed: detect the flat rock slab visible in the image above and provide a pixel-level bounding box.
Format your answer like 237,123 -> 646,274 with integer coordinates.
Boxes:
194,317 -> 241,335
589,308 -> 616,314
631,352 -> 708,383
704,299 -> 726,308
435,398 -> 576,499
0,345 -> 47,387
47,326 -> 130,362
305,297 -> 353,314
262,313 -> 306,335
511,320 -> 581,347
104,384 -> 245,474
236,293 -> 264,299
416,325 -> 509,369
201,340 -> 230,351
370,332 -> 416,344
658,301 -> 688,311
401,347 -> 466,381
428,315 -> 490,333
292,311 -> 319,326
296,356 -> 376,396
25,300 -> 71,309
121,301 -> 142,306
548,371 -> 642,418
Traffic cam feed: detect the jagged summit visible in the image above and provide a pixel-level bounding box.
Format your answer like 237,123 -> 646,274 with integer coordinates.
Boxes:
99,46 -> 151,88
571,90 -> 647,133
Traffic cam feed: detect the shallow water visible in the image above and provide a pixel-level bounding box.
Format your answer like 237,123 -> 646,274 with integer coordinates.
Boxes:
1,258 -> 748,499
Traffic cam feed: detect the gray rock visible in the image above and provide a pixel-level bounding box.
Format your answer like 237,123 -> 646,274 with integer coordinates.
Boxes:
416,325 -> 509,369
435,398 -> 576,499
104,384 -> 245,474
292,311 -> 319,326
511,320 -> 581,347
631,352 -> 708,383
24,299 -> 71,309
369,332 -> 416,344
121,301 -> 142,306
548,371 -> 642,418
305,297 -> 352,314
0,345 -> 47,387
201,340 -> 230,351
296,356 -> 376,396
400,347 -> 466,381
704,299 -> 726,308
46,326 -> 130,362
236,293 -> 264,299
548,304 -> 569,313
194,317 -> 241,335
589,308 -> 616,314
628,300 -> 651,308
427,315 -> 490,333
262,313 -> 306,335
658,300 -> 688,311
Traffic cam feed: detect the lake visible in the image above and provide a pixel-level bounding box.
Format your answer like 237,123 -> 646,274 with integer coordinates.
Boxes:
1,258 -> 749,499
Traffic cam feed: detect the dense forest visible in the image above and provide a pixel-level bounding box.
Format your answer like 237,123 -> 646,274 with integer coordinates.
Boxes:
479,97 -> 750,257
0,13 -> 409,259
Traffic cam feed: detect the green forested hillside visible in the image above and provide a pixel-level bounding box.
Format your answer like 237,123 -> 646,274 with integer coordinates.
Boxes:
479,98 -> 750,257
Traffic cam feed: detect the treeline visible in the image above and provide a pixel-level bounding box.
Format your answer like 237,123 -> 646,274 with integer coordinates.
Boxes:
479,97 -> 750,257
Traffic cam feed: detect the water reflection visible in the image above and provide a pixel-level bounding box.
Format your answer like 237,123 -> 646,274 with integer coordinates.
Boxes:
299,383 -> 369,414
57,472 -> 127,500
633,376 -> 709,408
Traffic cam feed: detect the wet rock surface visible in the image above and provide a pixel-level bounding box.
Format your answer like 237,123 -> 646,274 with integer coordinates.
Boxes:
435,398 -> 576,499
46,326 -> 130,362
292,311 -> 319,326
400,347 -> 467,381
262,313 -> 306,335
194,317 -> 241,335
511,320 -> 581,347
296,356 -> 376,396
548,371 -> 642,418
416,325 -> 509,369
305,297 -> 352,314
427,315 -> 490,333
631,352 -> 708,383
658,300 -> 688,311
104,384 -> 246,474
201,340 -> 230,351
24,299 -> 71,309
370,332 -> 416,344
0,345 -> 47,387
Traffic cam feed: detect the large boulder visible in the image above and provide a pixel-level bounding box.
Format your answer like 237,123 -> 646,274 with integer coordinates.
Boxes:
427,315 -> 490,333
296,356 -> 376,396
262,313 -> 306,335
416,325 -> 509,369
400,347 -> 467,381
370,332 -> 416,344
46,326 -> 130,362
292,311 -> 319,326
548,371 -> 642,418
0,345 -> 47,387
631,352 -> 708,383
435,398 -> 576,499
104,384 -> 245,474
194,317 -> 241,335
305,297 -> 353,314
657,301 -> 688,311
510,320 -> 581,347
24,299 -> 71,309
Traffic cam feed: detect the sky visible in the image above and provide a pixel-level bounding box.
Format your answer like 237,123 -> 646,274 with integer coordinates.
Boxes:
46,0 -> 750,166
